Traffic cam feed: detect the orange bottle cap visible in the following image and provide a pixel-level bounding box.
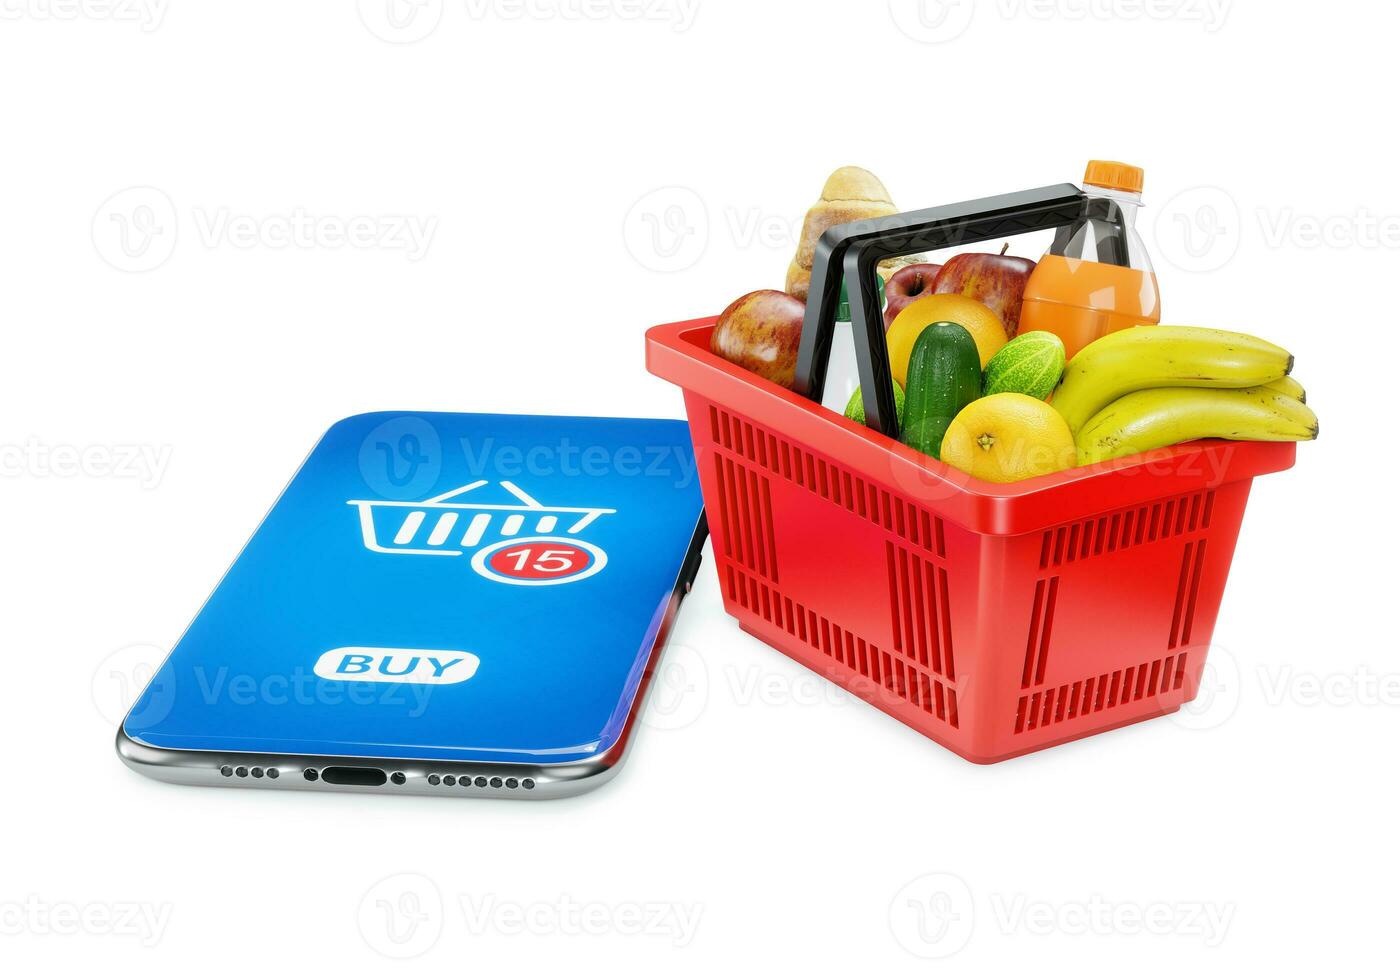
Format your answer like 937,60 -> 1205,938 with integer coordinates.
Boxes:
1083,160 -> 1144,195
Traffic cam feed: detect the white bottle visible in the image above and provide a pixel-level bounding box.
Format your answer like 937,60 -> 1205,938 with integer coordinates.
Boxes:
820,275 -> 884,416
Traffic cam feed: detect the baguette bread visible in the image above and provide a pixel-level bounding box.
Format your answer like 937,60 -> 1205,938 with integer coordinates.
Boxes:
785,166 -> 900,302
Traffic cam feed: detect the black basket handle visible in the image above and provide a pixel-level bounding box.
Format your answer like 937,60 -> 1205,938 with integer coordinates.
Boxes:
793,183 -> 1096,438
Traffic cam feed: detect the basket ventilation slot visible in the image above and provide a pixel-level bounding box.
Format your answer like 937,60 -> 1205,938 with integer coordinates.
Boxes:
1039,490 -> 1215,569
1020,576 -> 1060,689
711,455 -> 779,582
709,405 -> 943,557
1014,652 -> 1189,734
886,543 -> 955,680
1169,539 -> 1208,649
727,565 -> 958,728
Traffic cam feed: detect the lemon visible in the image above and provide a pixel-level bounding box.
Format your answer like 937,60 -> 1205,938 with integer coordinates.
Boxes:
940,393 -> 1077,483
886,294 -> 1008,384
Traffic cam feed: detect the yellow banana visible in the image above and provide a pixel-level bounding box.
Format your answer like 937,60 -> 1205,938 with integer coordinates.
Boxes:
1262,375 -> 1306,403
1052,325 -> 1294,434
1076,386 -> 1318,465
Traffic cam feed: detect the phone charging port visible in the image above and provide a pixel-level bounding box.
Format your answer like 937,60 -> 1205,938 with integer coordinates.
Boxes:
320,766 -> 387,787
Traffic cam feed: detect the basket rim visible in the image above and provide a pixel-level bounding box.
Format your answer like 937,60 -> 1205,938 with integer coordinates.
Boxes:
646,316 -> 1297,534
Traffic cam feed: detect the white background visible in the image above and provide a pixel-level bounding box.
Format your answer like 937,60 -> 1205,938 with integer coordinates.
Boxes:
2,1 -> 1393,975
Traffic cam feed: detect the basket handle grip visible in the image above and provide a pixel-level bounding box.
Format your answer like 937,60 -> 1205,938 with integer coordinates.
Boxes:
793,183 -> 1090,438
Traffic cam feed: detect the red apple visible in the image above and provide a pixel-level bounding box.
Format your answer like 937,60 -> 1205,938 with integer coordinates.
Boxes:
882,263 -> 942,329
711,289 -> 805,388
932,245 -> 1036,339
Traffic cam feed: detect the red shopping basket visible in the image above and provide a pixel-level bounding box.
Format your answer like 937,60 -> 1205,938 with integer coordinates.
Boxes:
646,185 -> 1297,763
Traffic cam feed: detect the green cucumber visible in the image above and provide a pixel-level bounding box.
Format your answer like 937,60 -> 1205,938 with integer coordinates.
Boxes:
900,320 -> 982,459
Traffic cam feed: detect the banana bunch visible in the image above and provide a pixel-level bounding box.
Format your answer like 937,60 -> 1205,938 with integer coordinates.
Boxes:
1051,326 -> 1318,465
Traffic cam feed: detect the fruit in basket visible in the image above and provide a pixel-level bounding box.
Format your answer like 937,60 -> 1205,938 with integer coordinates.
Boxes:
886,294 -> 1007,384
882,263 -> 943,329
1263,375 -> 1306,403
932,245 -> 1036,339
901,322 -> 983,459
939,393 -> 1077,482
1075,386 -> 1319,465
786,166 -> 901,302
982,331 -> 1065,400
844,381 -> 906,428
711,289 -> 806,388
1051,325 -> 1294,434
882,254 -> 936,291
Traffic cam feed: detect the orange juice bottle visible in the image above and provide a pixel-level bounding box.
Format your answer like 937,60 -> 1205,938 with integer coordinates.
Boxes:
1019,160 -> 1160,358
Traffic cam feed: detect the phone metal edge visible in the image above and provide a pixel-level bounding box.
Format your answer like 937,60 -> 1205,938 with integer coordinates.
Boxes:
116,513 -> 707,801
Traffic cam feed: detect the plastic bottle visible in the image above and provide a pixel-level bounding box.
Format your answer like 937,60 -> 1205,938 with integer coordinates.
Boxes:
1018,160 -> 1160,359
821,275 -> 885,416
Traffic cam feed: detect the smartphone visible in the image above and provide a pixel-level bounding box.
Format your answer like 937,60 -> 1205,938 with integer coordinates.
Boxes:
116,412 -> 706,799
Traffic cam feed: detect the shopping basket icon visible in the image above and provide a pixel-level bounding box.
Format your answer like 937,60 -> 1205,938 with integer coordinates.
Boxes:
349,480 -> 616,558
